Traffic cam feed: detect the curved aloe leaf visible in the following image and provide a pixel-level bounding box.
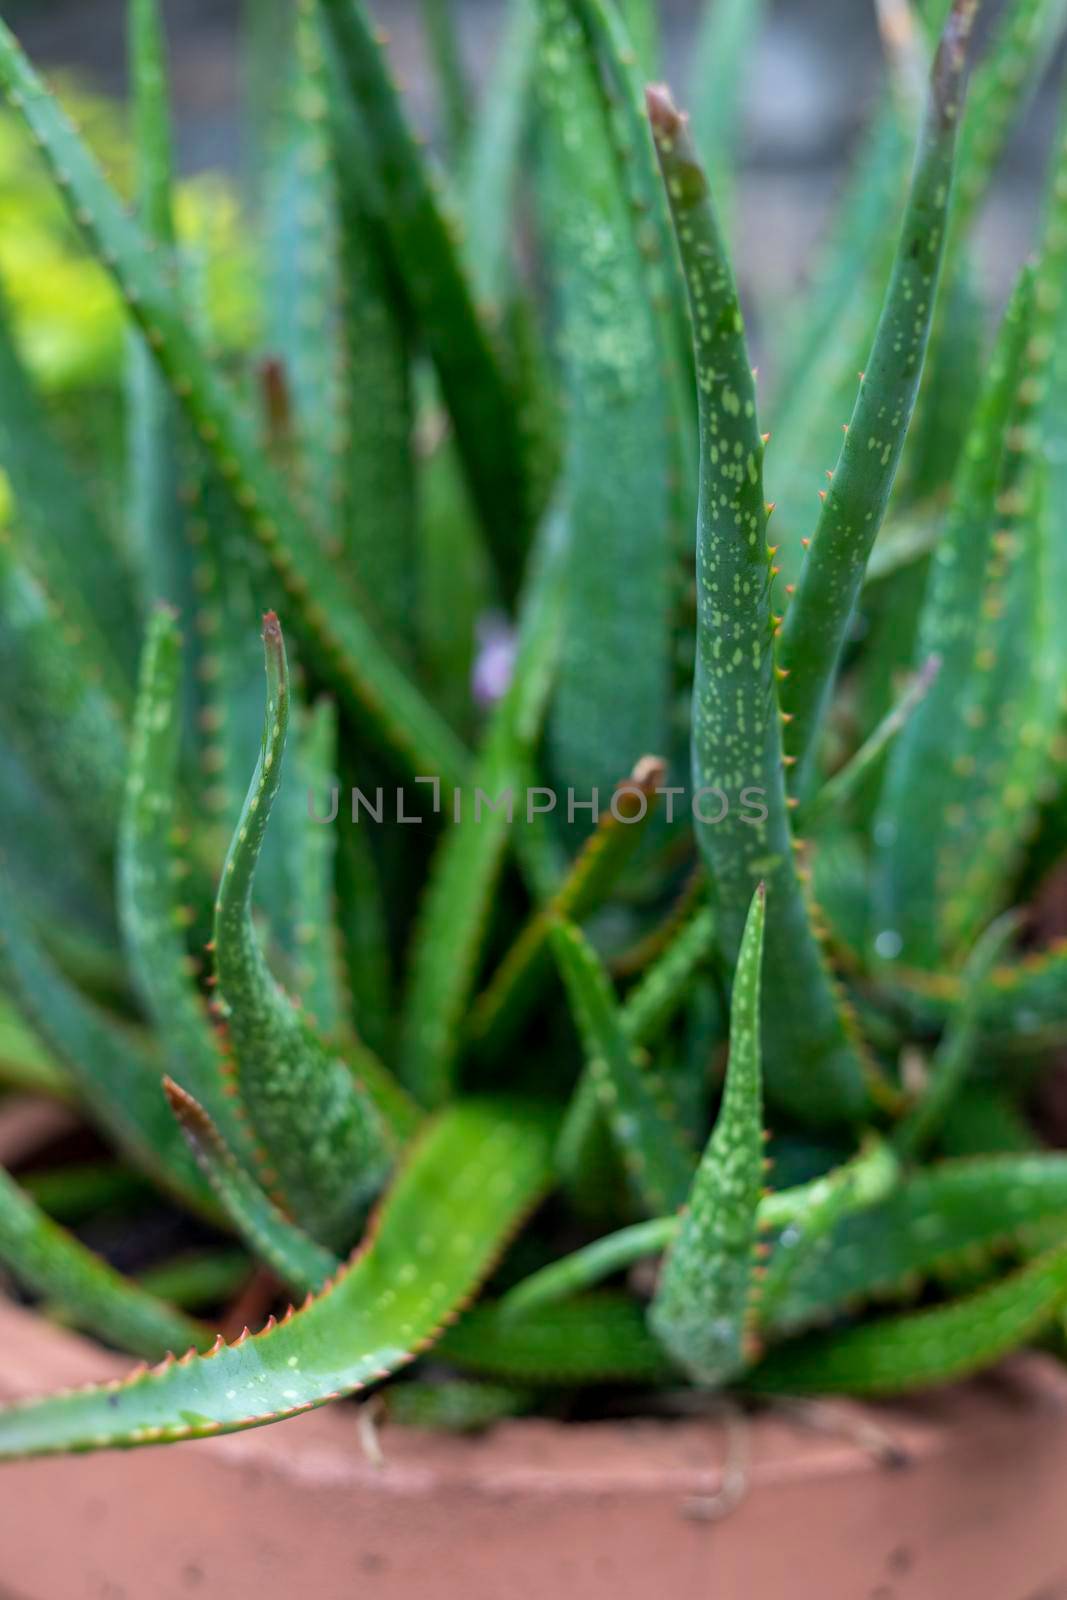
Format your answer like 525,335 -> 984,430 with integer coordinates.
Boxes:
778,0 -> 979,786
769,1153 -> 1067,1335
749,1242 -> 1067,1396
164,1079 -> 339,1299
647,82 -> 871,1124
213,612 -> 394,1243
555,892 -> 716,1209
0,17 -> 468,788
756,1139 -> 900,1328
504,1140 -> 902,1321
0,1098 -> 554,1458
0,1165 -> 208,1362
550,917 -> 695,1216
649,885 -> 765,1385
119,607 -> 258,1171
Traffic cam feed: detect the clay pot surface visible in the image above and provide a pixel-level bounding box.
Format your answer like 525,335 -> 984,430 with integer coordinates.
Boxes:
3,1295 -> 1067,1600
4,1095 -> 1067,1600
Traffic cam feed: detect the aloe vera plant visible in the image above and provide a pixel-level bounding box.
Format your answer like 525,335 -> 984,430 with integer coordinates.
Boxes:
3,0 -> 1067,1464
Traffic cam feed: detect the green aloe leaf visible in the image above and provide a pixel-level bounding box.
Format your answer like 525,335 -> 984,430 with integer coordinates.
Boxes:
0,288 -> 136,710
461,0 -> 537,310
689,0 -> 766,235
467,756 -> 667,1059
399,503 -> 570,1107
119,607 -> 258,1171
263,0 -> 346,527
0,16 -> 468,788
648,885 -> 765,1386
873,271 -> 1035,966
555,892 -> 715,1209
778,0 -> 979,787
0,1099 -> 555,1458
164,1078 -> 339,1299
768,1153 -> 1067,1335
439,1292 -> 669,1384
503,1140 -> 902,1320
0,536 -> 127,864
418,0 -> 471,160
0,1165 -> 210,1362
647,81 -> 871,1124
894,914 -> 1017,1160
213,613 -> 394,1243
125,0 -> 194,725
550,917 -> 695,1216
749,1242 -> 1067,1396
317,0 -> 531,600
536,0 -> 679,799
325,44 -> 416,657
0,877 -> 209,1216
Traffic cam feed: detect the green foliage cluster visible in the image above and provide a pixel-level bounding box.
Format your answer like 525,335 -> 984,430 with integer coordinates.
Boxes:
1,0 -> 1067,1456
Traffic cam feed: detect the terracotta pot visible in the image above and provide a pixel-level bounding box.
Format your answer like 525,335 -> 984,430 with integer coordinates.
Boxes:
4,1098 -> 1067,1599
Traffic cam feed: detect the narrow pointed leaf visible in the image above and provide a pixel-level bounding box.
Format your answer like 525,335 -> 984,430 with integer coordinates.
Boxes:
164,1079 -> 339,1299
556,894 -> 716,1206
119,607 -> 258,1170
418,0 -> 471,159
649,885 -> 766,1385
550,917 -> 695,1216
537,0 -> 678,796
264,0 -> 345,521
778,0 -> 979,786
317,0 -> 531,599
213,613 -> 393,1243
647,82 -> 871,1123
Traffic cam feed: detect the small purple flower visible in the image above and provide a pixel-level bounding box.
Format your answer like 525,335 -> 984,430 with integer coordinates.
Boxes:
472,611 -> 518,707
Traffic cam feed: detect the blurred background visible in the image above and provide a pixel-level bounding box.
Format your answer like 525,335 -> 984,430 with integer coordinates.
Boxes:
6,0 -> 1063,306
